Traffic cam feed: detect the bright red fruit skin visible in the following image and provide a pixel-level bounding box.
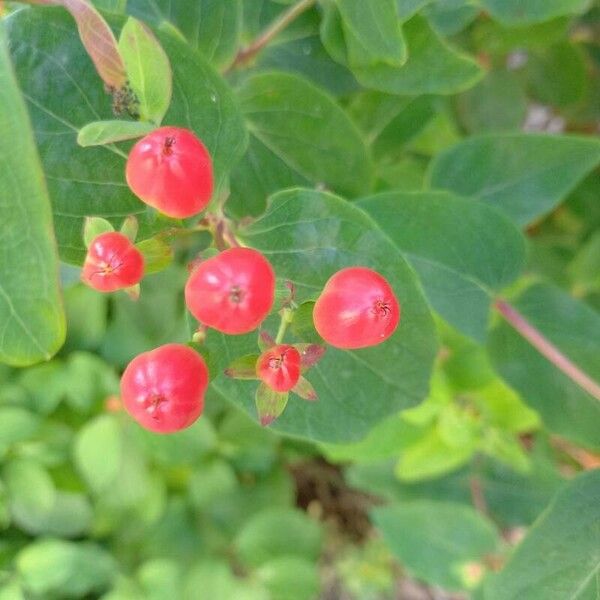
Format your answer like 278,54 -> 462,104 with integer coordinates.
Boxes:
125,126 -> 213,218
185,248 -> 275,335
120,344 -> 208,434
313,267 -> 400,349
81,231 -> 144,292
256,345 -> 301,392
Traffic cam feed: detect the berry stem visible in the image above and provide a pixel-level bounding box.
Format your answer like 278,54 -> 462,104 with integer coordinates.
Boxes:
275,308 -> 294,344
228,0 -> 316,71
494,298 -> 600,401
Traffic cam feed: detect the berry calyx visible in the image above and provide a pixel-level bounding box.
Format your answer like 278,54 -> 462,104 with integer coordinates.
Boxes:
120,344 -> 208,434
81,231 -> 144,292
256,345 -> 301,392
185,247 -> 275,335
125,126 -> 213,219
313,267 -> 400,349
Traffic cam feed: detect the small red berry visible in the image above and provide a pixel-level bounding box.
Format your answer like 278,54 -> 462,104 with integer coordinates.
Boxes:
81,231 -> 144,292
256,345 -> 301,392
185,248 -> 275,335
125,126 -> 213,218
120,344 -> 208,434
313,267 -> 400,349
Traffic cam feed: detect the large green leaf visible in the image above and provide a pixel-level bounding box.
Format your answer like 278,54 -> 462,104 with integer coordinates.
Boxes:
486,469 -> 600,600
488,284 -> 600,449
211,188 -> 437,443
127,0 -> 242,69
480,0 -> 591,25
335,0 -> 406,68
0,23 -> 65,366
372,500 -> 499,591
357,191 -> 526,341
6,7 -> 247,264
228,72 -> 372,217
428,133 -> 600,226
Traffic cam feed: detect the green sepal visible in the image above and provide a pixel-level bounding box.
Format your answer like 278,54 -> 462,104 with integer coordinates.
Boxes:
136,238 -> 173,275
120,215 -> 138,243
225,355 -> 260,380
255,383 -> 289,427
83,216 -> 114,248
292,377 -> 318,402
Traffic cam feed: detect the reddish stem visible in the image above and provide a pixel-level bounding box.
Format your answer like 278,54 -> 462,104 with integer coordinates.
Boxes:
494,299 -> 600,401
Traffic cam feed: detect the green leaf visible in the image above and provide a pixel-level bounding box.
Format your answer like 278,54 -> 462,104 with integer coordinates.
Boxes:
255,383 -> 289,426
372,501 -> 499,591
83,216 -> 114,247
127,0 -> 242,69
17,539 -> 117,598
335,0 -> 407,68
74,414 -> 122,492
324,15 -> 482,95
63,284 -> 108,352
480,0 -> 591,25
6,8 -> 247,264
77,119 -> 155,146
428,133 -> 600,226
257,556 -> 319,600
235,507 -> 322,568
228,71 -> 372,217
488,283 -> 600,449
211,188 -> 437,443
118,17 -> 172,123
0,25 -> 66,366
0,407 -> 40,448
135,238 -> 173,275
485,469 -> 600,600
357,191 -> 526,341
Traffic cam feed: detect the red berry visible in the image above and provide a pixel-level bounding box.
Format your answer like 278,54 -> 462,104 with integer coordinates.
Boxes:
185,248 -> 275,335
125,126 -> 213,219
256,345 -> 301,392
313,267 -> 400,349
81,231 -> 144,292
120,344 -> 208,434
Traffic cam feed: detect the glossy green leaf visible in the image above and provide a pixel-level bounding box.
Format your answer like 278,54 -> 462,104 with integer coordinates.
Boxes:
486,469 -> 600,600
77,119 -> 155,146
372,501 -> 499,591
118,17 -> 172,123
0,25 -> 66,366
6,8 -> 247,264
488,284 -> 600,449
212,189 -> 437,443
480,0 -> 591,24
228,72 -> 372,217
428,133 -> 600,226
336,0 -> 406,68
357,191 -> 526,341
127,0 -> 242,69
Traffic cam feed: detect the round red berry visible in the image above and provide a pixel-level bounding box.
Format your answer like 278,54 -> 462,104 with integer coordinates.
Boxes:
256,345 -> 301,392
81,231 -> 144,292
120,344 -> 208,434
185,248 -> 275,335
125,126 -> 213,219
313,267 -> 400,349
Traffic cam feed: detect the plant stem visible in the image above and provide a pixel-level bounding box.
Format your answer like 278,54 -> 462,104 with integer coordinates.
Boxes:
275,308 -> 294,344
229,0 -> 316,71
494,299 -> 600,401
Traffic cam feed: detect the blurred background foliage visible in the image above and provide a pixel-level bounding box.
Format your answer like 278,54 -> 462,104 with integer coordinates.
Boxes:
0,0 -> 599,598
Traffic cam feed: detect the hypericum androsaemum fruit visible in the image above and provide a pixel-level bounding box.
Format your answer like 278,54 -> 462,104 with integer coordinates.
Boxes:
125,126 -> 213,219
120,344 -> 208,434
81,231 -> 144,292
185,247 -> 275,335
313,267 -> 400,349
256,345 -> 301,392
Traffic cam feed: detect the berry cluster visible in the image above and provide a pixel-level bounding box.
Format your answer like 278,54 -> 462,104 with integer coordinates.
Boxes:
81,127 -> 401,434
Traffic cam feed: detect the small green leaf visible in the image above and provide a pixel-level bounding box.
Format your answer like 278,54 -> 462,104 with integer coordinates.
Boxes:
372,501 -> 499,591
135,238 -> 173,275
428,133 -> 600,226
480,0 -> 591,24
255,383 -> 289,426
120,215 -> 138,242
118,17 -> 172,123
485,470 -> 600,600
77,119 -> 155,146
83,216 -> 114,247
292,376 -> 318,401
225,354 -> 260,380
